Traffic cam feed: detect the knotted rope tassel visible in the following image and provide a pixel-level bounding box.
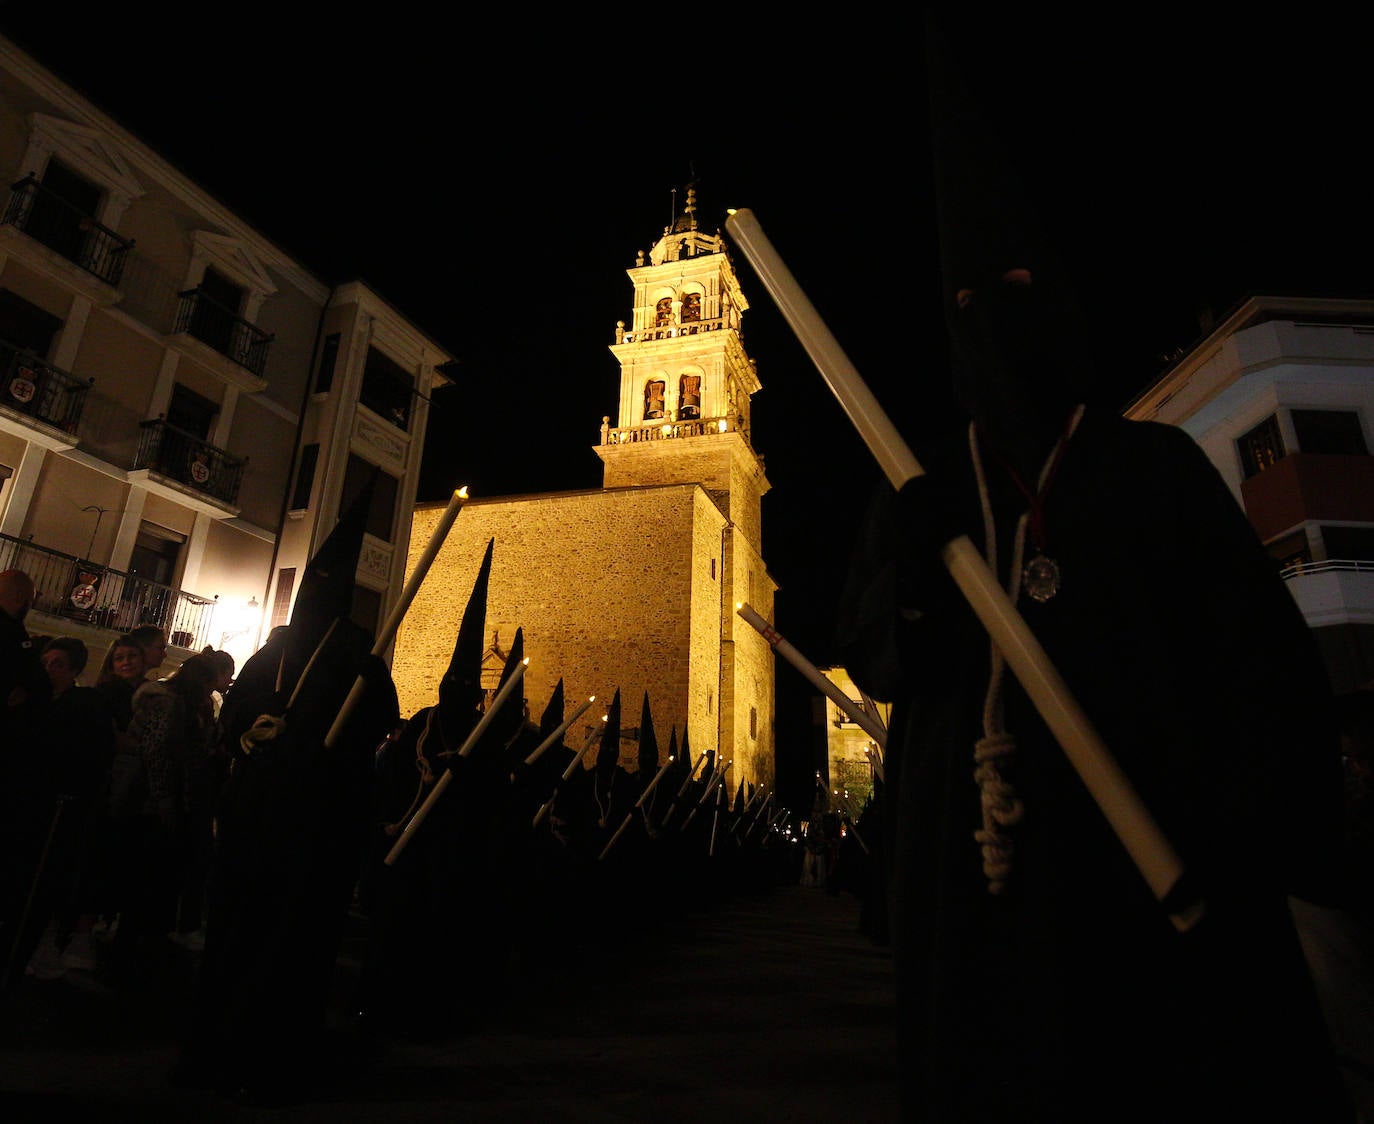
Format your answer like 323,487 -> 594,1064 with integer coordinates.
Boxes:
383,709 -> 441,837
972,732 -> 1024,893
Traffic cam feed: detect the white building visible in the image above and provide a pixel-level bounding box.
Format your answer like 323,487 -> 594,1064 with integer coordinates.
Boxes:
1126,295 -> 1374,695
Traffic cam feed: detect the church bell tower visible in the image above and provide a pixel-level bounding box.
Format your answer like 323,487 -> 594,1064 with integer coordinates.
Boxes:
596,183 -> 774,787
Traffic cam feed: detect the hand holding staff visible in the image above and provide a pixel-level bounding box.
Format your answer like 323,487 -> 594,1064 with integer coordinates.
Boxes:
736,601 -> 887,747
384,657 -> 528,865
724,208 -> 1201,932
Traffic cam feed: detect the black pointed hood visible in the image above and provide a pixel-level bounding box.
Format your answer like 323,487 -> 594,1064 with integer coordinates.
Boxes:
486,626 -> 527,754
596,688 -> 622,781
637,691 -> 658,777
661,725 -> 681,795
287,469 -> 375,668
439,538 -> 493,733
539,677 -> 565,741
925,13 -> 1092,450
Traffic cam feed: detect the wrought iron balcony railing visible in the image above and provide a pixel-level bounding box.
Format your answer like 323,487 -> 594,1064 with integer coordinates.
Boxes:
174,287 -> 273,377
0,336 -> 92,435
1280,558 -> 1374,580
2,175 -> 133,287
0,530 -> 217,649
133,418 -> 247,506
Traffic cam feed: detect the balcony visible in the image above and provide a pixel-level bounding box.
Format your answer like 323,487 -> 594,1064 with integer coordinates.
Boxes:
1241,453 -> 1374,542
172,287 -> 273,379
133,418 -> 246,507
1280,558 -> 1374,627
0,531 -> 217,649
0,337 -> 92,438
602,414 -> 735,445
1,174 -> 132,288
617,315 -> 728,344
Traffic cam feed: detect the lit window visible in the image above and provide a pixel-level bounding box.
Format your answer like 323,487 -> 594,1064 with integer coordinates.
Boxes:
1237,415 -> 1285,479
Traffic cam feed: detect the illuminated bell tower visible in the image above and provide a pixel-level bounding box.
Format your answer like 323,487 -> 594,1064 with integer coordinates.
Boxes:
596,183 -> 774,787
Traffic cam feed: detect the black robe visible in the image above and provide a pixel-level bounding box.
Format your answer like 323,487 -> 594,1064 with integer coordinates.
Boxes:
183,619 -> 398,1095
839,407 -> 1350,1121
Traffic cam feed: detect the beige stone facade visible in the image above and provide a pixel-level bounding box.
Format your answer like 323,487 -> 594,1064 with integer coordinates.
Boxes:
817,665 -> 890,810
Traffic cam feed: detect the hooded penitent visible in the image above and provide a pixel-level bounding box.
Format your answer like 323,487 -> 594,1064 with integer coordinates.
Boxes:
636,692 -> 658,781
284,468 -> 377,677
924,13 -> 1092,466
436,537 -> 493,750
185,469 -> 400,1097
832,15 -> 1352,1119
218,470 -> 380,754
483,626 -> 527,760
593,688 -> 622,824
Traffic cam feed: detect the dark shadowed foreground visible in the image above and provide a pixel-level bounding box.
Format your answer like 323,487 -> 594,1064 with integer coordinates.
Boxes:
0,881 -> 898,1122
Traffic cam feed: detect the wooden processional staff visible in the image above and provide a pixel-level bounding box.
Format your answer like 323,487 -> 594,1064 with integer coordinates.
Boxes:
724,208 -> 1202,933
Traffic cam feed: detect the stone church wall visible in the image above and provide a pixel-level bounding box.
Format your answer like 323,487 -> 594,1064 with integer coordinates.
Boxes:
392,484 -> 729,775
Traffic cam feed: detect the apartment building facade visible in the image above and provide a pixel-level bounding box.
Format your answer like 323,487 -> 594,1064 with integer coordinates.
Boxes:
1125,296 -> 1374,696
0,34 -> 451,674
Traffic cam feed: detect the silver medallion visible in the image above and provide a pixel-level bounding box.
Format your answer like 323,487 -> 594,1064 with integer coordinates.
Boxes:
1023,554 -> 1060,602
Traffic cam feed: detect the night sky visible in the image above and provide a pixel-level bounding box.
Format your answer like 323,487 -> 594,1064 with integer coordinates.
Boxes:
2,9 -> 1364,792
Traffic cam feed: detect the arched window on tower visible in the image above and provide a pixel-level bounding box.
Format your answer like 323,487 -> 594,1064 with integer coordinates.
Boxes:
644,379 -> 666,420
678,374 -> 701,420
654,297 -> 673,327
681,292 -> 701,323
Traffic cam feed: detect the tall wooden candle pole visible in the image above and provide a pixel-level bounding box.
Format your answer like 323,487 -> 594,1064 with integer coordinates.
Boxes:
708,779 -> 726,857
724,209 -> 1199,932
681,759 -> 730,831
532,714 -> 608,829
731,784 -> 767,836
598,752 -> 676,861
384,657 -> 527,865
744,793 -> 773,842
736,602 -> 887,747
521,696 -> 596,770
833,789 -> 870,855
660,750 -> 708,826
325,487 -> 468,751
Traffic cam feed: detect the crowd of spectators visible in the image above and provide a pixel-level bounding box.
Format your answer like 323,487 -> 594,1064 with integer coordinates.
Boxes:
0,569 -> 235,989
